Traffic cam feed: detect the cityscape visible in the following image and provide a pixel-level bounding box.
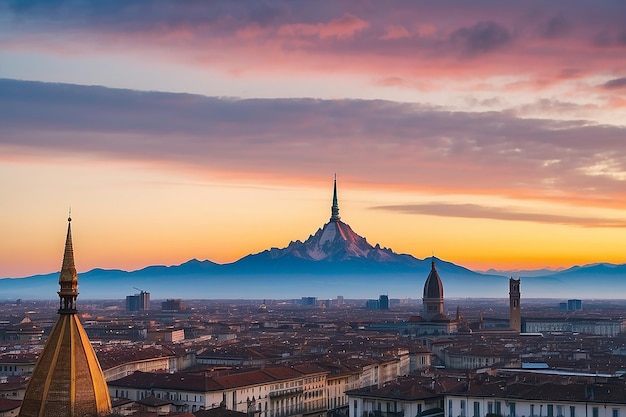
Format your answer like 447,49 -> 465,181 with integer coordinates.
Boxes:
3,184 -> 626,417
2,1 -> 626,417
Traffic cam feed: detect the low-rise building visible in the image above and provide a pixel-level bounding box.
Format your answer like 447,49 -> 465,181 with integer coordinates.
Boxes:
524,318 -> 625,336
446,375 -> 626,417
347,375 -> 450,417
108,365 -> 329,416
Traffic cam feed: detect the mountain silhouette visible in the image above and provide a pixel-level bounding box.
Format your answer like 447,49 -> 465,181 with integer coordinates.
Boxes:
1,179 -> 624,299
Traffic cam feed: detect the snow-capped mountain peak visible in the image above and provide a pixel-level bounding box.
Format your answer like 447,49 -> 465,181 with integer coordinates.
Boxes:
283,219 -> 397,262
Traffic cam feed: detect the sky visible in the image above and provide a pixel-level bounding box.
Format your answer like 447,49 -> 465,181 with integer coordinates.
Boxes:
1,0 -> 626,278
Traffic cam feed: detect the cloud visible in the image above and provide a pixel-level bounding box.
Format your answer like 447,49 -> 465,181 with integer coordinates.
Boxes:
278,14 -> 369,39
373,203 -> 626,228
602,77 -> 626,90
2,0 -> 626,96
538,15 -> 570,39
381,25 -> 410,40
450,21 -> 512,56
2,79 -> 626,210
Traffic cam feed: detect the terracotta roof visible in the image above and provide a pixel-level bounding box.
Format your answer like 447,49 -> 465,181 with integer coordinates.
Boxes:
109,371 -> 224,392
0,353 -> 37,364
213,370 -> 275,389
111,397 -> 134,407
97,345 -> 176,370
136,395 -> 173,407
194,407 -> 247,417
0,397 -> 21,412
346,376 -> 440,400
292,363 -> 328,375
258,367 -> 304,380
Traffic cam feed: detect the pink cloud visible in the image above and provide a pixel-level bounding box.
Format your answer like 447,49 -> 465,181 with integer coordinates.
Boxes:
3,1 -> 625,102
278,13 -> 369,40
381,25 -> 410,40
416,24 -> 437,37
2,79 -> 626,211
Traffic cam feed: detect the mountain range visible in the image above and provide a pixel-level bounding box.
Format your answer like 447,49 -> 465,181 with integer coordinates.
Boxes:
2,212 -> 625,300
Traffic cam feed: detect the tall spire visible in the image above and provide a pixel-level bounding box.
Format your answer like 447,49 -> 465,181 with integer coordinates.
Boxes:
19,215 -> 111,417
330,174 -> 340,222
58,214 -> 78,313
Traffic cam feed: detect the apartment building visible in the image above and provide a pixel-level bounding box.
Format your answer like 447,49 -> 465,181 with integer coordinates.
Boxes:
108,365 -> 329,416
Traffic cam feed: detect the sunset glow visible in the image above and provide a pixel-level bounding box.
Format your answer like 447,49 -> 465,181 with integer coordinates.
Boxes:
1,1 -> 626,278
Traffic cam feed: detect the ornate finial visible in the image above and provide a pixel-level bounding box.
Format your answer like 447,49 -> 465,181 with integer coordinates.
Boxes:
68,206 -> 72,222
58,215 -> 79,313
330,174 -> 340,221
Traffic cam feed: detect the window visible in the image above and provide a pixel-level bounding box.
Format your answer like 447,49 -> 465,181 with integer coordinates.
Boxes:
570,406 -> 575,417
495,402 -> 502,415
461,400 -> 466,417
509,402 -> 516,417
557,406 -> 563,417
612,410 -> 619,417
474,402 -> 480,417
548,405 -> 554,417
530,405 -> 535,417
488,402 -> 494,415
593,408 -> 599,417
448,400 -> 453,417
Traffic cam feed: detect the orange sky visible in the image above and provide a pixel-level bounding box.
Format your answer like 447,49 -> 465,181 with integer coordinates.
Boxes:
1,1 -> 626,277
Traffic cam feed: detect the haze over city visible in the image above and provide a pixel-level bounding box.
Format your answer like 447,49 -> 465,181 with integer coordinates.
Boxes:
2,1 -> 626,280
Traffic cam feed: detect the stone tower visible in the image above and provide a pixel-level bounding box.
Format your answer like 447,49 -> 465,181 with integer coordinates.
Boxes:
422,259 -> 444,321
509,277 -> 521,333
19,216 -> 111,417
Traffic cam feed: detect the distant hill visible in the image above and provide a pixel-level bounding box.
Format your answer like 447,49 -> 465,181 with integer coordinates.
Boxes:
3,217 -> 621,300
481,268 -> 564,278
2,184 -> 625,300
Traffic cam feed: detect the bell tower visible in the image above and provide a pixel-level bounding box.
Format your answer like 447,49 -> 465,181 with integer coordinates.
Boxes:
509,277 -> 521,333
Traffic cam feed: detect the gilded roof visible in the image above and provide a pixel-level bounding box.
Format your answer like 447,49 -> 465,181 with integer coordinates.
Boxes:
19,314 -> 112,417
19,217 -> 111,417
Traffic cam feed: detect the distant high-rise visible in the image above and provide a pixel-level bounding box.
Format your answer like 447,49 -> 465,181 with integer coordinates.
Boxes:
509,278 -> 521,333
126,290 -> 150,311
301,297 -> 317,306
19,216 -> 111,417
162,299 -> 185,312
379,295 -> 389,310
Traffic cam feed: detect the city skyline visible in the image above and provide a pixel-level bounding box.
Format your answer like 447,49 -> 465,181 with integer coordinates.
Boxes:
2,1 -> 626,278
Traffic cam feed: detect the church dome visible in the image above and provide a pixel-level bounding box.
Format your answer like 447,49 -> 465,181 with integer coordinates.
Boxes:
423,259 -> 443,299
